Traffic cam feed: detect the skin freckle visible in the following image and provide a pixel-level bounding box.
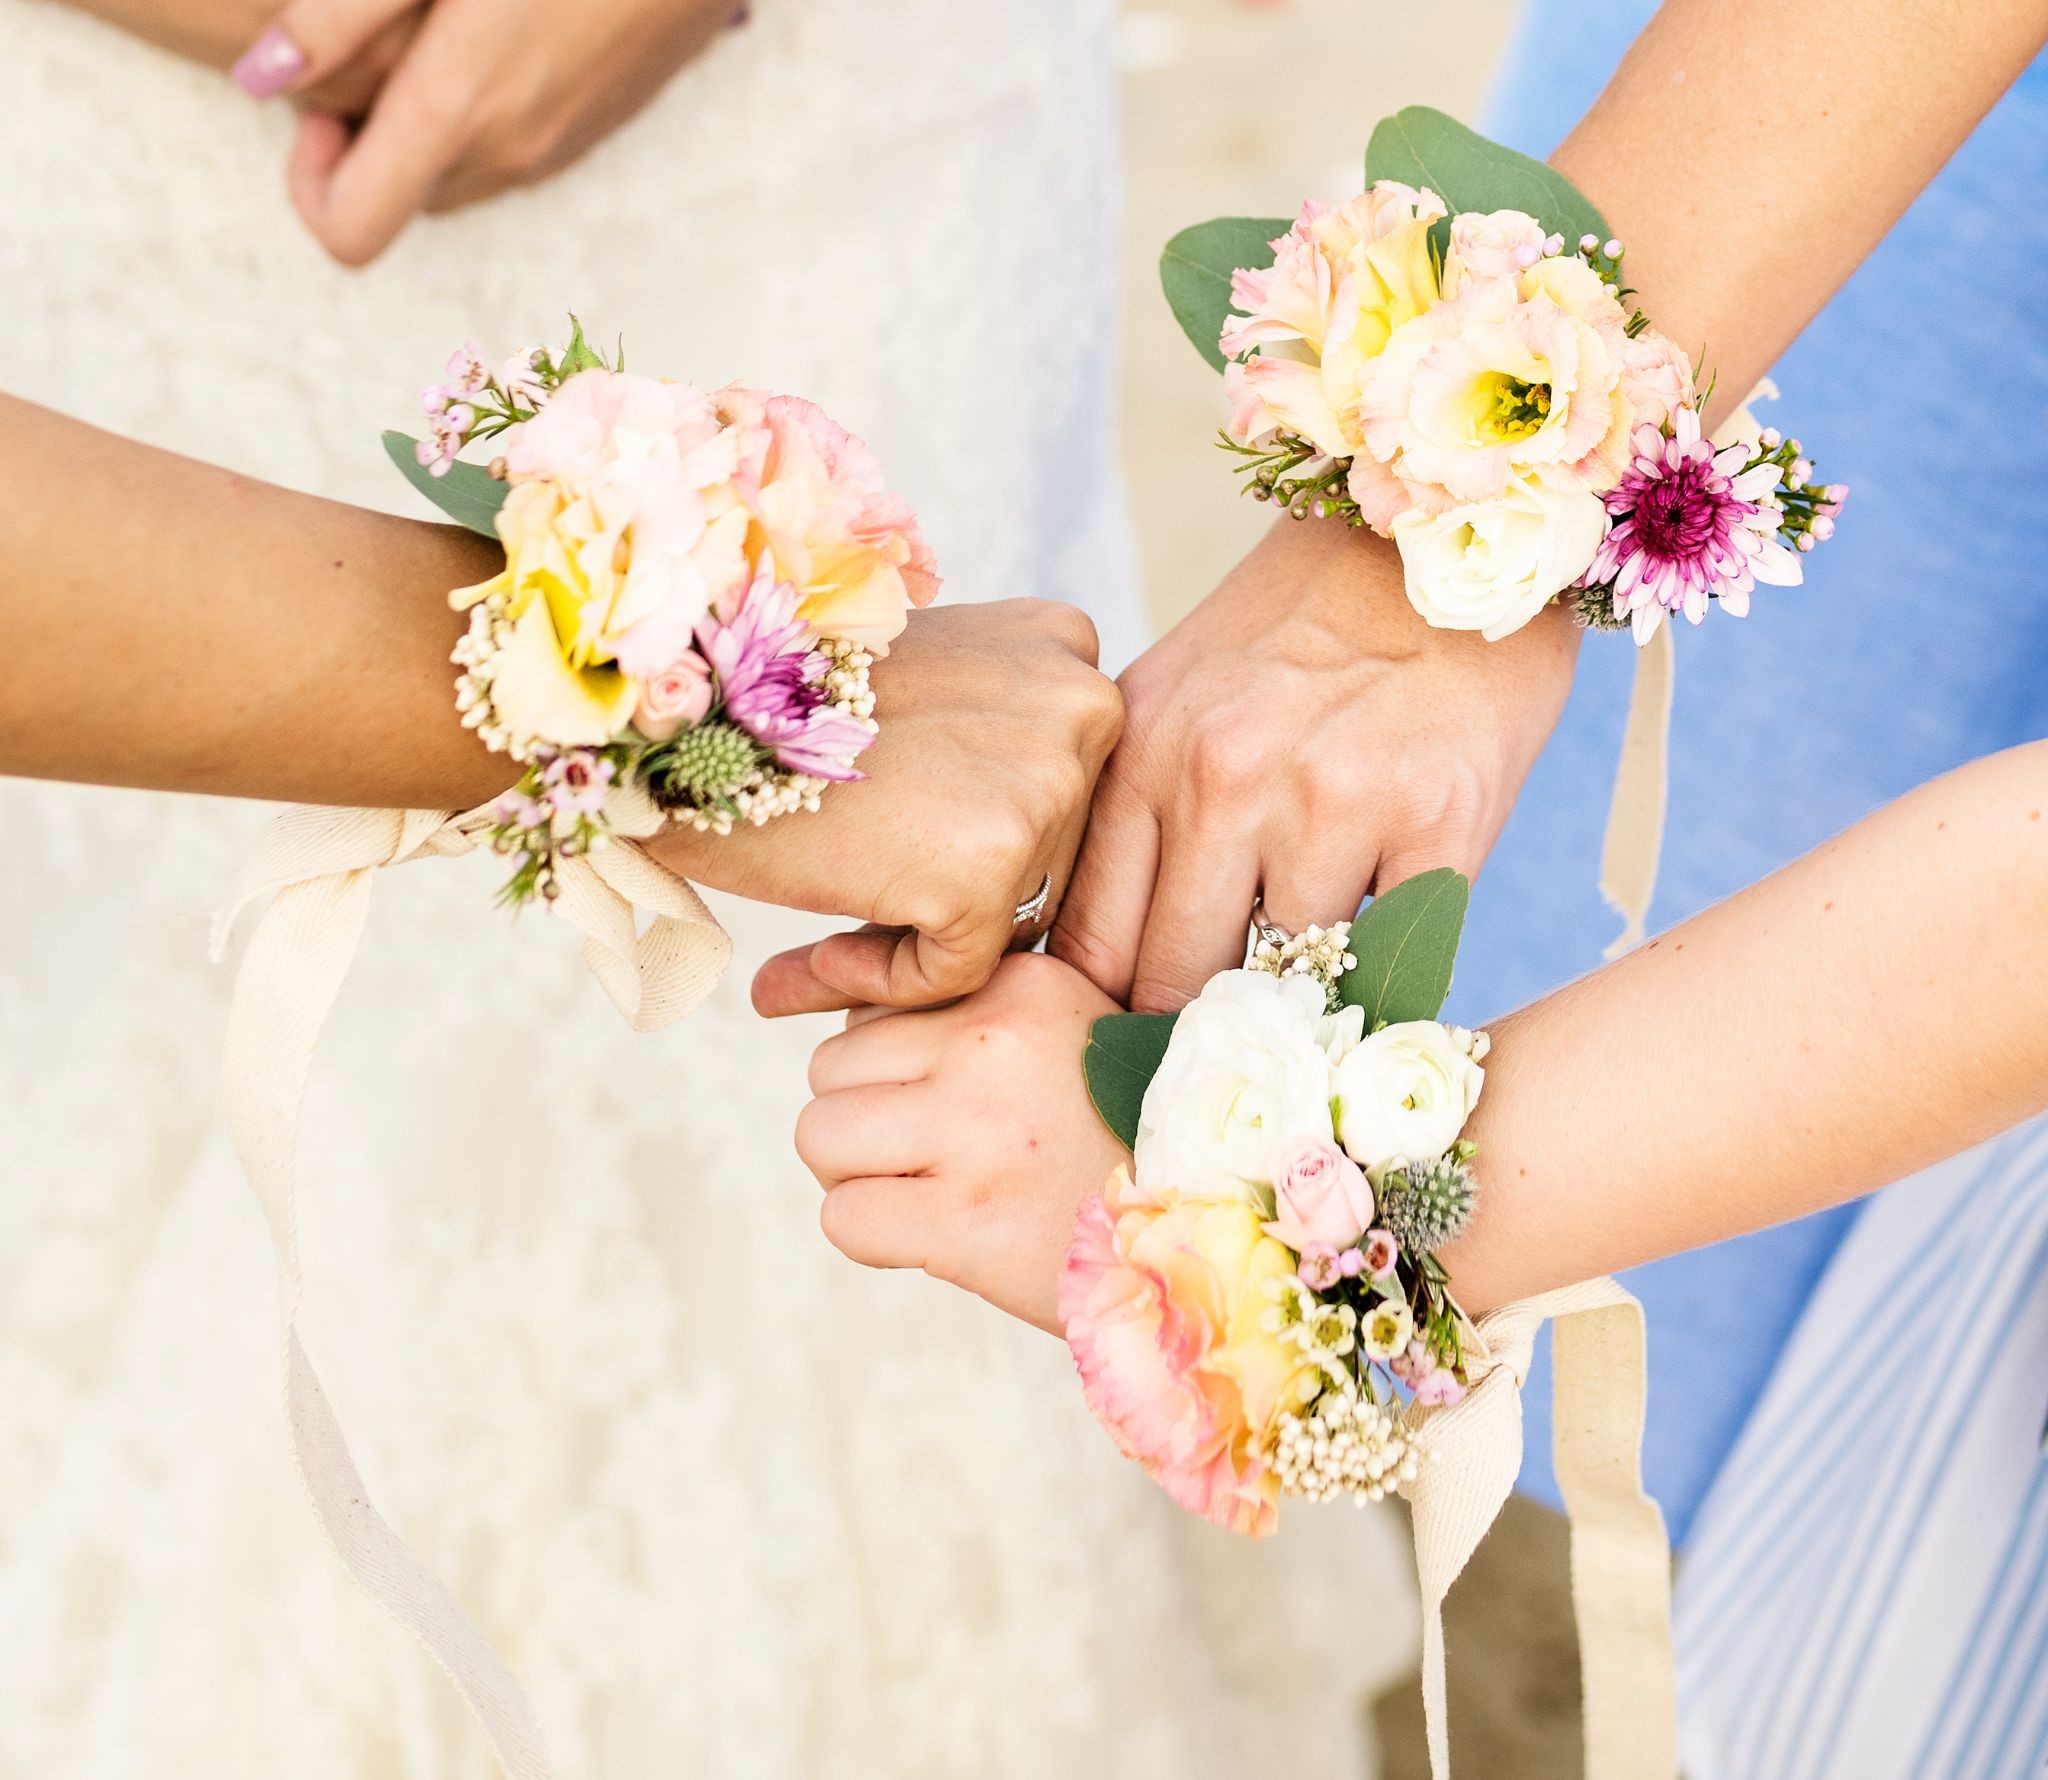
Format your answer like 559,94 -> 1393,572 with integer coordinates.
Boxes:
1823,900 -> 1834,912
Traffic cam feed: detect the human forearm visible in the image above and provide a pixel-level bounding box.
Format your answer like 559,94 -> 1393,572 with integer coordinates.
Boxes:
1445,740 -> 2048,1313
1554,0 -> 2048,432
0,394 -> 513,808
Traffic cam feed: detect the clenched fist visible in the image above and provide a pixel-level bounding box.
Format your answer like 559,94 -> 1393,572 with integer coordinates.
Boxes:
650,599 -> 1123,1014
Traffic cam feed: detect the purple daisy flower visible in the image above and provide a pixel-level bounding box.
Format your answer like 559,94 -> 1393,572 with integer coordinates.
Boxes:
696,572 -> 873,781
1584,409 -> 1802,642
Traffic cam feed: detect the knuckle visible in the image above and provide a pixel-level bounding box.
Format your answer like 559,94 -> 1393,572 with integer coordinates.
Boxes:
1028,598 -> 1100,663
1403,753 -> 1489,837
1188,710 -> 1268,803
791,1099 -> 829,1174
817,1190 -> 860,1258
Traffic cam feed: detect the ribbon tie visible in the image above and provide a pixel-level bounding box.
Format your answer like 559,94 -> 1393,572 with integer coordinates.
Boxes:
212,793 -> 731,1780
1400,1278 -> 1677,1779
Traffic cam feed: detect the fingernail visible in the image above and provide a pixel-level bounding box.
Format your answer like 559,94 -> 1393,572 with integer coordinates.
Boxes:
232,24 -> 307,98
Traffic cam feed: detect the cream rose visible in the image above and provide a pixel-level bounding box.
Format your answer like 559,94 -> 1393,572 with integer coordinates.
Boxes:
1392,471 -> 1607,641
1330,1020 -> 1484,1170
1134,972 -> 1339,1204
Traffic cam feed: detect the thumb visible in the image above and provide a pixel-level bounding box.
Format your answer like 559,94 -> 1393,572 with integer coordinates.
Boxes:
231,0 -> 416,97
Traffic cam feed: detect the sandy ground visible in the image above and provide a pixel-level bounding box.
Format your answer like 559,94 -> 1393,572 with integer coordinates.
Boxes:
1115,7 -> 1593,1774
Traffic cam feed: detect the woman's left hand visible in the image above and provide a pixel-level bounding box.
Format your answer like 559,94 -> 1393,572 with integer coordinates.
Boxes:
232,0 -> 742,265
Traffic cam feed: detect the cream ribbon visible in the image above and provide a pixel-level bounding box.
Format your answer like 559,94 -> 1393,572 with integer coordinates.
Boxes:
1400,1278 -> 1676,1779
1598,621 -> 1675,960
211,795 -> 730,1780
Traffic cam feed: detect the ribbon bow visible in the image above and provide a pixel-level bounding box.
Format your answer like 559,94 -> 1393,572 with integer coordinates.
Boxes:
1400,1278 -> 1677,1779
212,795 -> 731,1780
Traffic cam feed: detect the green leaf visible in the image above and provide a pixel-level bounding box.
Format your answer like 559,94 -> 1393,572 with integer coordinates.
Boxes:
382,431 -> 509,539
1338,868 -> 1470,1029
1160,216 -> 1291,373
1365,106 -> 1608,249
1083,1012 -> 1179,1151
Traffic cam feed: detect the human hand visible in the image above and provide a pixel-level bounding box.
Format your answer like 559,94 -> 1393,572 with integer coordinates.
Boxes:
64,0 -> 416,114
230,0 -> 742,265
1051,516 -> 1580,1012
797,952 -> 1127,1334
648,600 -> 1123,1015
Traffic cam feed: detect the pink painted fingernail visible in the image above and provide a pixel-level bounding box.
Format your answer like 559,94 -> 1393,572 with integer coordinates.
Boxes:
232,24 -> 307,98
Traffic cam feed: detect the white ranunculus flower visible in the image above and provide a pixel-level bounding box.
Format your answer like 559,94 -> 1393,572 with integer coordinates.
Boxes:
1330,1020 -> 1485,1171
1392,473 -> 1608,642
1134,971 -> 1338,1203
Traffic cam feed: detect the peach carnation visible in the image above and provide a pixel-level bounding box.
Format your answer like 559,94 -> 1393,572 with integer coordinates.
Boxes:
1059,1167 -> 1320,1537
716,387 -> 939,653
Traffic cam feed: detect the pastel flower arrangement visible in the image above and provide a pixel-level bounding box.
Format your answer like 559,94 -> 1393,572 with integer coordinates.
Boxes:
388,322 -> 938,903
1163,108 -> 1842,644
1063,870 -> 1485,1536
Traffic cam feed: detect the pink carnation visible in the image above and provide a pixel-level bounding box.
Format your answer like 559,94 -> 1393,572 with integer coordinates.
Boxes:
1060,1168 -> 1318,1538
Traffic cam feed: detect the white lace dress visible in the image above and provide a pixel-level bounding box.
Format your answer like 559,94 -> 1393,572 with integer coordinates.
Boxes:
0,4 -> 1415,1776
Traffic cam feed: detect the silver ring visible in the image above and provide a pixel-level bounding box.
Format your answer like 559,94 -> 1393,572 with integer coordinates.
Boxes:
1250,896 -> 1291,948
1012,872 -> 1054,927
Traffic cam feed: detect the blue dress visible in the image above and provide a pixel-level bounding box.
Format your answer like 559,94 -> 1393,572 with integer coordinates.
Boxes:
1441,6 -> 2048,1541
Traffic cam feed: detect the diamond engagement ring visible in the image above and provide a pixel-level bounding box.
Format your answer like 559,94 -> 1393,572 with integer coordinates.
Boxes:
1012,872 -> 1054,927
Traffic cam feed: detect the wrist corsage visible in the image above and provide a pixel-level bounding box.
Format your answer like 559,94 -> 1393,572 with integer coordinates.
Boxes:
1163,108 -> 1843,644
1060,869 -> 1485,1536
386,319 -> 939,904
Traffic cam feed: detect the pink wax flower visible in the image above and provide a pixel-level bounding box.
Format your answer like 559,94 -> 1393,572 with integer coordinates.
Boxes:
540,748 -> 614,816
444,344 -> 490,398
1361,1229 -> 1400,1280
1264,1135 -> 1375,1253
633,650 -> 715,741
1297,1245 -> 1344,1291
1411,1370 -> 1465,1408
1584,409 -> 1803,642
492,788 -> 549,831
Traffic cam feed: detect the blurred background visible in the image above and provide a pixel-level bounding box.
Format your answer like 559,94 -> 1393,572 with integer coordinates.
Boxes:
1117,6 -> 1590,1775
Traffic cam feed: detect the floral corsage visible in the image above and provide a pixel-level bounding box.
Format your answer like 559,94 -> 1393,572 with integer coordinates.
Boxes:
1060,869 -> 1486,1536
1162,108 -> 1843,643
386,320 -> 939,904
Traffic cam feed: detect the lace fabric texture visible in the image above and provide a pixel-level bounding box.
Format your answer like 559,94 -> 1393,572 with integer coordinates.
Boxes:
0,3 -> 1415,1774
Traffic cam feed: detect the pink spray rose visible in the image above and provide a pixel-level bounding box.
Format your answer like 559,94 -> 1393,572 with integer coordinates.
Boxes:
1263,1136 -> 1375,1253
632,648 -> 715,741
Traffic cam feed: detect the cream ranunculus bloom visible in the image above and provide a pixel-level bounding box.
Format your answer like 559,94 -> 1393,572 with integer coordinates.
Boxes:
1392,470 -> 1607,641
1134,971 -> 1340,1205
1330,1020 -> 1484,1171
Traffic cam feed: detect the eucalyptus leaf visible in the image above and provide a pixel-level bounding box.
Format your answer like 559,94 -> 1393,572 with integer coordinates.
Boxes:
383,431 -> 509,539
1338,867 -> 1470,1029
1083,1012 -> 1179,1151
1160,216 -> 1290,373
1365,106 -> 1608,248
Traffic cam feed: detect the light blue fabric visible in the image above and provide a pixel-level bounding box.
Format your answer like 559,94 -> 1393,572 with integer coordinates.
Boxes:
1441,6 -> 2048,1541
